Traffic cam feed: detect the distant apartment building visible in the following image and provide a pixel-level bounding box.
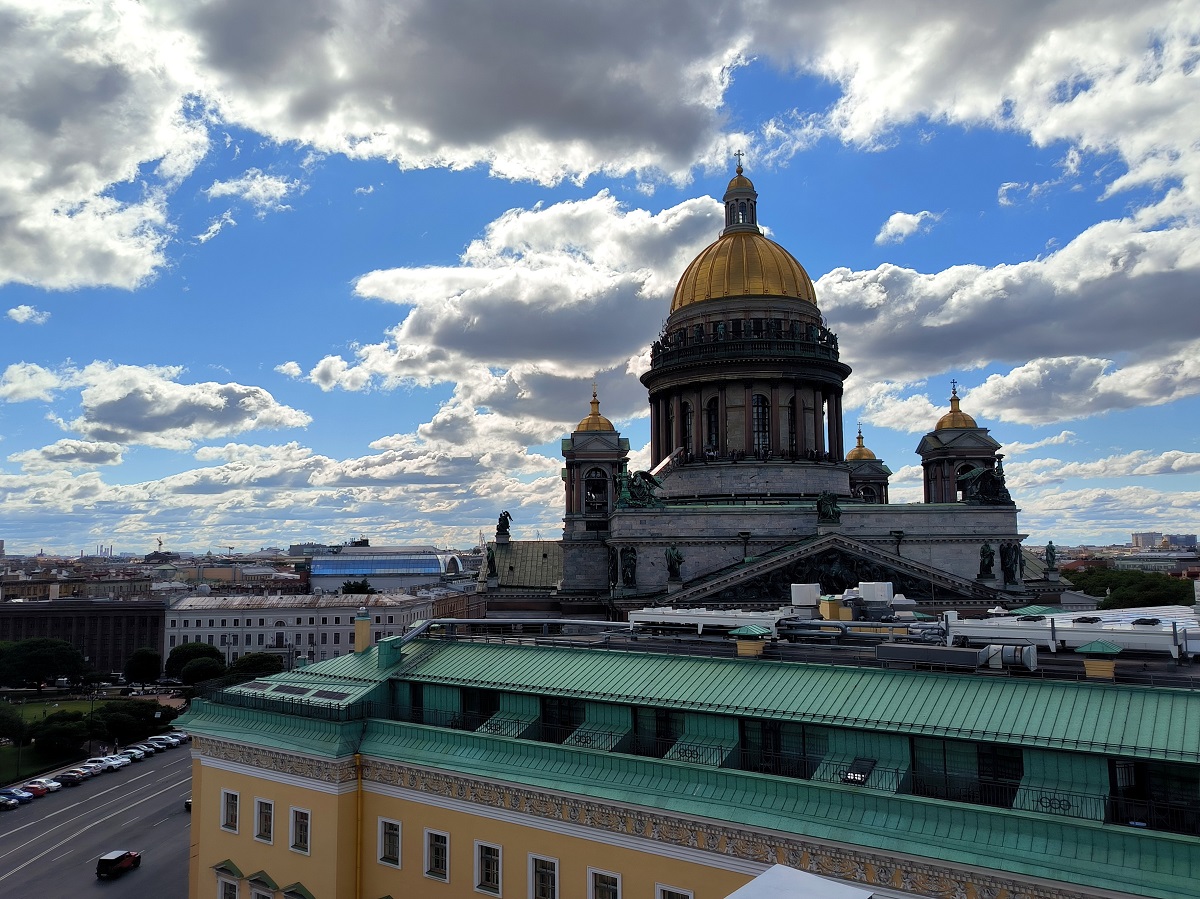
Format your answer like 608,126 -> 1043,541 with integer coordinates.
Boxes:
166,590 -> 484,666
1113,551 -> 1200,574
0,598 -> 165,675
1131,533 -> 1198,550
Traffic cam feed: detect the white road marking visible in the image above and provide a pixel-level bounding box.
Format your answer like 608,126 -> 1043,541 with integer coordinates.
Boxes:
0,763 -> 189,859
0,776 -> 191,883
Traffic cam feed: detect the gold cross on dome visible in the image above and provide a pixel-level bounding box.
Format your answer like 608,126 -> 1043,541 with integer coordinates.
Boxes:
733,149 -> 745,168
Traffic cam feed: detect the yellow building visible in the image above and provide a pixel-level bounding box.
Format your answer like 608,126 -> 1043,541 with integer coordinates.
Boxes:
179,621 -> 1199,899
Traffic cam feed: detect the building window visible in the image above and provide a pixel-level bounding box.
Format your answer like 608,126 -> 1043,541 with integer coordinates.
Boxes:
475,842 -> 501,895
220,634 -> 227,645
170,619 -> 177,628
219,879 -> 238,899
335,616 -> 341,624
257,633 -> 264,646
221,790 -> 238,832
255,799 -> 273,843
752,393 -> 771,455
321,617 -> 327,625
425,830 -> 449,881
221,618 -> 227,627
589,869 -> 620,899
657,888 -> 693,899
251,891 -> 272,899
169,635 -> 176,648
529,856 -> 557,899
583,467 -> 609,513
349,632 -> 355,646
290,808 -> 310,854
705,397 -> 720,450
321,633 -> 327,645
378,818 -> 401,867
333,632 -> 341,644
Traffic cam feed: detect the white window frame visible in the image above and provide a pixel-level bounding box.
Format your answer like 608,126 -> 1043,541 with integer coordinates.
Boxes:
656,887 -> 694,899
378,817 -> 401,867
251,891 -> 273,899
289,806 -> 311,854
254,797 -> 273,844
588,867 -> 621,899
217,879 -> 239,899
220,790 -> 239,832
528,854 -> 559,899
424,828 -> 450,882
474,840 -> 502,895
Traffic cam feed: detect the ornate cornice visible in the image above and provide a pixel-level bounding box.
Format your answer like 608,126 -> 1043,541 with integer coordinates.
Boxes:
193,735 -> 357,785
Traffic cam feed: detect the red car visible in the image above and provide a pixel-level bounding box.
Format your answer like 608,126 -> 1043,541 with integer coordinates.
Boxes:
96,850 -> 141,879
19,782 -> 47,797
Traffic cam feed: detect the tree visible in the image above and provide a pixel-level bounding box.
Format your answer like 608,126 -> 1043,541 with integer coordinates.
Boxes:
181,656 -> 226,685
342,578 -> 376,594
1069,568 -> 1194,610
0,703 -> 25,745
124,647 -> 162,685
0,638 -> 86,690
229,652 -> 284,678
29,710 -> 88,757
89,699 -> 178,744
165,641 -> 225,679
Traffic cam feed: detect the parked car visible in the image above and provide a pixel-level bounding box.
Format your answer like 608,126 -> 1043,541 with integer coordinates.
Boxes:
119,747 -> 145,762
18,782 -> 47,797
167,731 -> 191,743
184,796 -> 191,812
54,771 -> 85,786
103,754 -> 132,768
0,795 -> 18,810
79,761 -> 107,775
0,788 -> 34,804
131,742 -> 157,755
147,735 -> 179,748
95,850 -> 141,879
24,778 -> 62,793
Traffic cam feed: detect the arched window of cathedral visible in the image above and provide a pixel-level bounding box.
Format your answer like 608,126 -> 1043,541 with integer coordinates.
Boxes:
787,397 -> 797,457
738,201 -> 748,223
859,485 -> 878,503
748,201 -> 756,224
731,319 -> 743,338
705,397 -> 720,452
682,402 -> 694,459
584,468 -> 609,513
752,394 -> 771,457
955,463 -> 975,501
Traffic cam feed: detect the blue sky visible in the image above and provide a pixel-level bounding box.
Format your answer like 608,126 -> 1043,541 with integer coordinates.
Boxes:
1,0 -> 1198,555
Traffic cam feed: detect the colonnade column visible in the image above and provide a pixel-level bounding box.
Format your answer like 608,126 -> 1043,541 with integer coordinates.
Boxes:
813,388 -> 826,455
719,387 -> 728,456
830,393 -> 844,460
671,393 -> 682,458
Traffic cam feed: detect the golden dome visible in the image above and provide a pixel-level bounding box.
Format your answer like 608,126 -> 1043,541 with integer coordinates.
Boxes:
576,389 -> 614,432
846,427 -> 877,461
671,230 -> 817,312
935,386 -> 978,430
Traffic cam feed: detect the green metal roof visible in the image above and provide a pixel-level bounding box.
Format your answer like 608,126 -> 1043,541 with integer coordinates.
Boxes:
397,639 -> 1200,763
1076,640 -> 1124,655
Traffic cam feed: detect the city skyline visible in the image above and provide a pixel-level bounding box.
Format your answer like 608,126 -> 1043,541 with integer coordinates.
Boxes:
1,1 -> 1198,555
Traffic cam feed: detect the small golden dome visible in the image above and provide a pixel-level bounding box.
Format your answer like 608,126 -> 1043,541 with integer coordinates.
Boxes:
935,385 -> 978,430
671,230 -> 817,312
576,389 -> 614,432
727,165 -> 754,192
846,427 -> 876,461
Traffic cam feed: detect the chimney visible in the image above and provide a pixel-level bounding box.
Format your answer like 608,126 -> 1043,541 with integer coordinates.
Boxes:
354,606 -> 371,652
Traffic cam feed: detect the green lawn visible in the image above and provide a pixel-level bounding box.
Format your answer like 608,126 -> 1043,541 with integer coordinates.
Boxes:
8,698 -> 97,721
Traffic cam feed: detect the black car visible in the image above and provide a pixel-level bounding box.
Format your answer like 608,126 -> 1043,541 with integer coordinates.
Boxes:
96,850 -> 141,879
54,771 -> 84,786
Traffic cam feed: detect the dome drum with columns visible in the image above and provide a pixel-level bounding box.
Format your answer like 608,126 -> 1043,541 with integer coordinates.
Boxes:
641,165 -> 852,495
492,165 -> 1049,615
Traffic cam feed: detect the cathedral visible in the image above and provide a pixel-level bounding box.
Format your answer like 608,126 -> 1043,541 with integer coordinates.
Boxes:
495,166 -> 1056,614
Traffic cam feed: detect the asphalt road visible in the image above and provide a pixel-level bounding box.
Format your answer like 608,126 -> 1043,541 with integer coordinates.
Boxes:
0,746 -> 191,898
